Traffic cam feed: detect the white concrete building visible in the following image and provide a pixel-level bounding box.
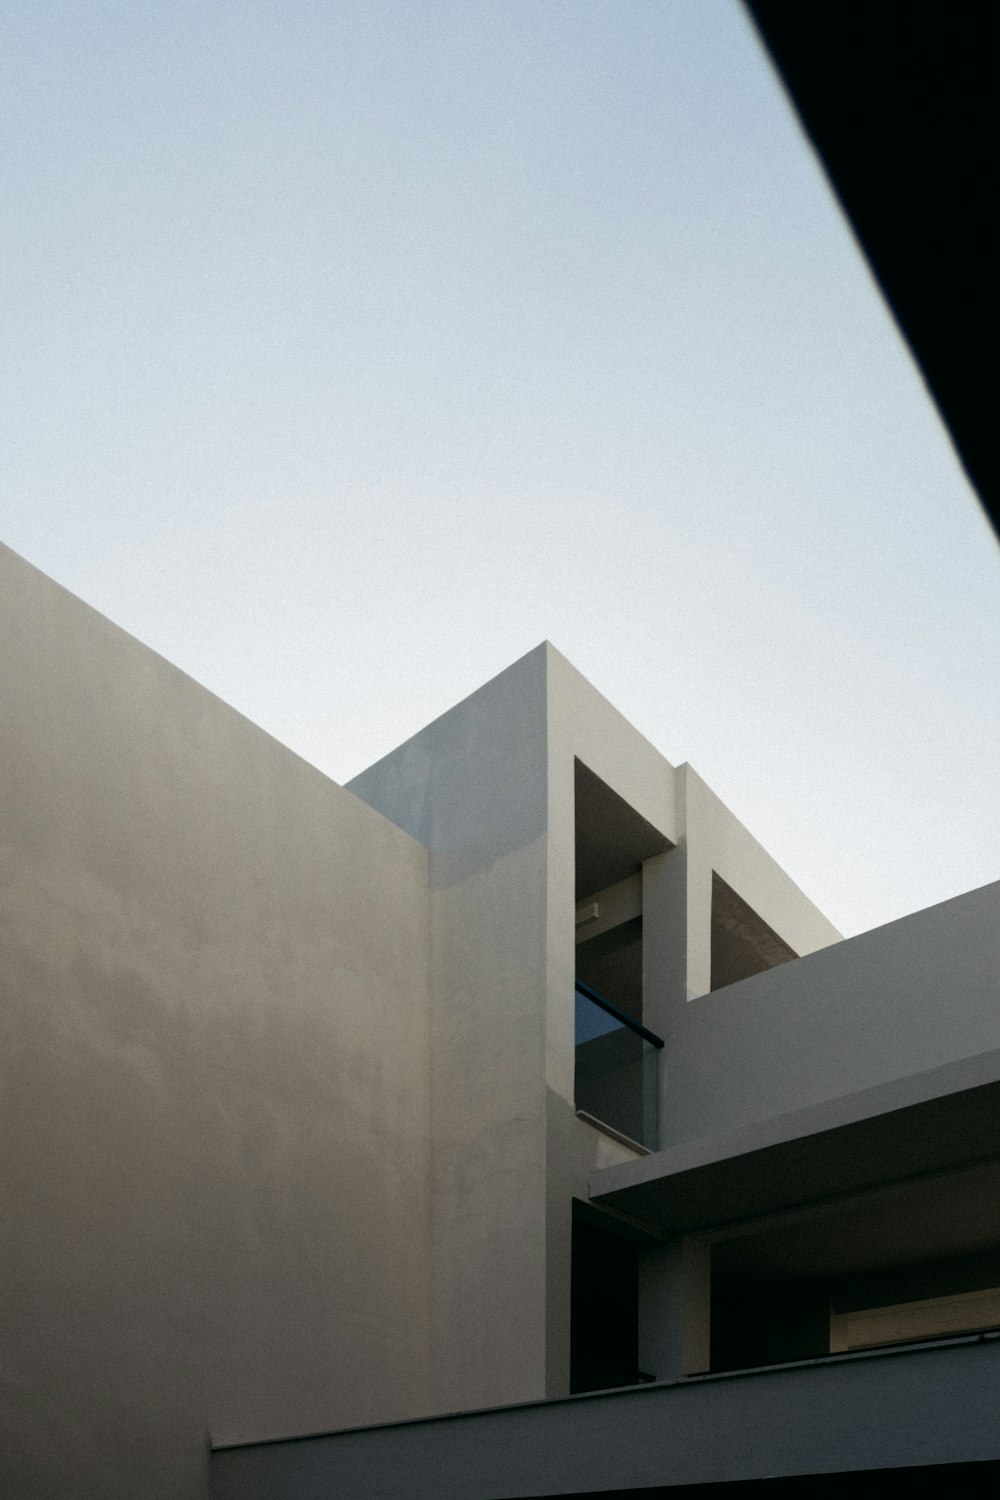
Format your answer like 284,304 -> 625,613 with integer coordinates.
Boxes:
2,541 -> 998,1498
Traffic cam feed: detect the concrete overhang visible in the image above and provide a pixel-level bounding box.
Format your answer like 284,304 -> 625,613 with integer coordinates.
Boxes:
590,1048 -> 1000,1236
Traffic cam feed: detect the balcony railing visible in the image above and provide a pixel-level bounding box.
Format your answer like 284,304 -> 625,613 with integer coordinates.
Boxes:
574,980 -> 663,1151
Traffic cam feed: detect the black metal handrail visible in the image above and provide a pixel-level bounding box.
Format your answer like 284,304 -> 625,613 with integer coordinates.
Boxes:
574,980 -> 664,1049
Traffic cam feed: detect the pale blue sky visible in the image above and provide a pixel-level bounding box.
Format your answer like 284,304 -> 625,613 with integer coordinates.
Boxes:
3,0 -> 998,936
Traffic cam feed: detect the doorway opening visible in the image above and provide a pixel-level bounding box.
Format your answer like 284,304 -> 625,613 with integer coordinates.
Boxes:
570,1202 -> 653,1393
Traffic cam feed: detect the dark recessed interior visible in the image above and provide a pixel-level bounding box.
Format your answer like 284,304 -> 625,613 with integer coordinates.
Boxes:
576,917 -> 643,1023
570,1205 -> 642,1393
709,1162 -> 1000,1372
574,760 -> 671,901
711,872 -> 797,991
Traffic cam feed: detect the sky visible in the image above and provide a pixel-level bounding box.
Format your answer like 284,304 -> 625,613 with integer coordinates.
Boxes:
3,0 -> 998,938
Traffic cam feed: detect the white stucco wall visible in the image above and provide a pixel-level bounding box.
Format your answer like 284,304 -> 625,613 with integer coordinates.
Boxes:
6,551 -> 973,1494
0,545 -> 433,1500
349,646 -> 552,1413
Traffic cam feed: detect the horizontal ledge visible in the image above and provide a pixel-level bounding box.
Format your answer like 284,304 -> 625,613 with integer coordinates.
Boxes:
575,1109 -> 651,1155
209,1330 -> 1000,1453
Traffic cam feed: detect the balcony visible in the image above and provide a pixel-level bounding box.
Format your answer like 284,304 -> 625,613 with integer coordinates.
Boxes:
574,980 -> 662,1152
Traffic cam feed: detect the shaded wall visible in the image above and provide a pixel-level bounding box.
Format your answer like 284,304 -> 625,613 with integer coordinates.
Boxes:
349,646 -> 551,1412
0,546 -> 432,1499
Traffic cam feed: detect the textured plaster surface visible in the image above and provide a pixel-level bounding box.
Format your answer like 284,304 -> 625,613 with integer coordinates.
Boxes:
1,545 -> 433,1499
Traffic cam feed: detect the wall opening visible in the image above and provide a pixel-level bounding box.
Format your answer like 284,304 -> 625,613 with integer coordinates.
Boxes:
570,1203 -> 652,1393
710,872 -> 797,991
574,759 -> 670,910
573,762 -> 670,1149
576,917 -> 642,1024
711,1249 -> 1000,1373
708,1164 -> 1000,1372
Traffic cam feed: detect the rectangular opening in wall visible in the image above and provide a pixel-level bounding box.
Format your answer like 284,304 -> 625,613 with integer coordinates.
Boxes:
830,1254 -> 1000,1352
710,872 -> 797,992
573,761 -> 670,1149
577,916 -> 643,1024
574,761 -> 670,908
710,1273 -> 831,1372
709,1167 -> 1000,1373
570,1202 -> 651,1393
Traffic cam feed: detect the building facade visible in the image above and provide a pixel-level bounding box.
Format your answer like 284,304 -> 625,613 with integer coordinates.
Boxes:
2,541 -> 997,1498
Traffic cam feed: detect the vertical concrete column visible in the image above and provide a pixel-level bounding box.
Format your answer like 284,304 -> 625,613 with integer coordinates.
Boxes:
543,679 -> 580,1400
642,846 -> 689,1039
643,766 -> 715,1024
543,1119 -> 575,1398
679,769 -> 714,1003
643,845 -> 690,1150
638,1237 -> 711,1382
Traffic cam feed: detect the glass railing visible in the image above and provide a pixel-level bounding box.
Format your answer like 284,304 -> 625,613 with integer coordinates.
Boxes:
574,980 -> 662,1150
